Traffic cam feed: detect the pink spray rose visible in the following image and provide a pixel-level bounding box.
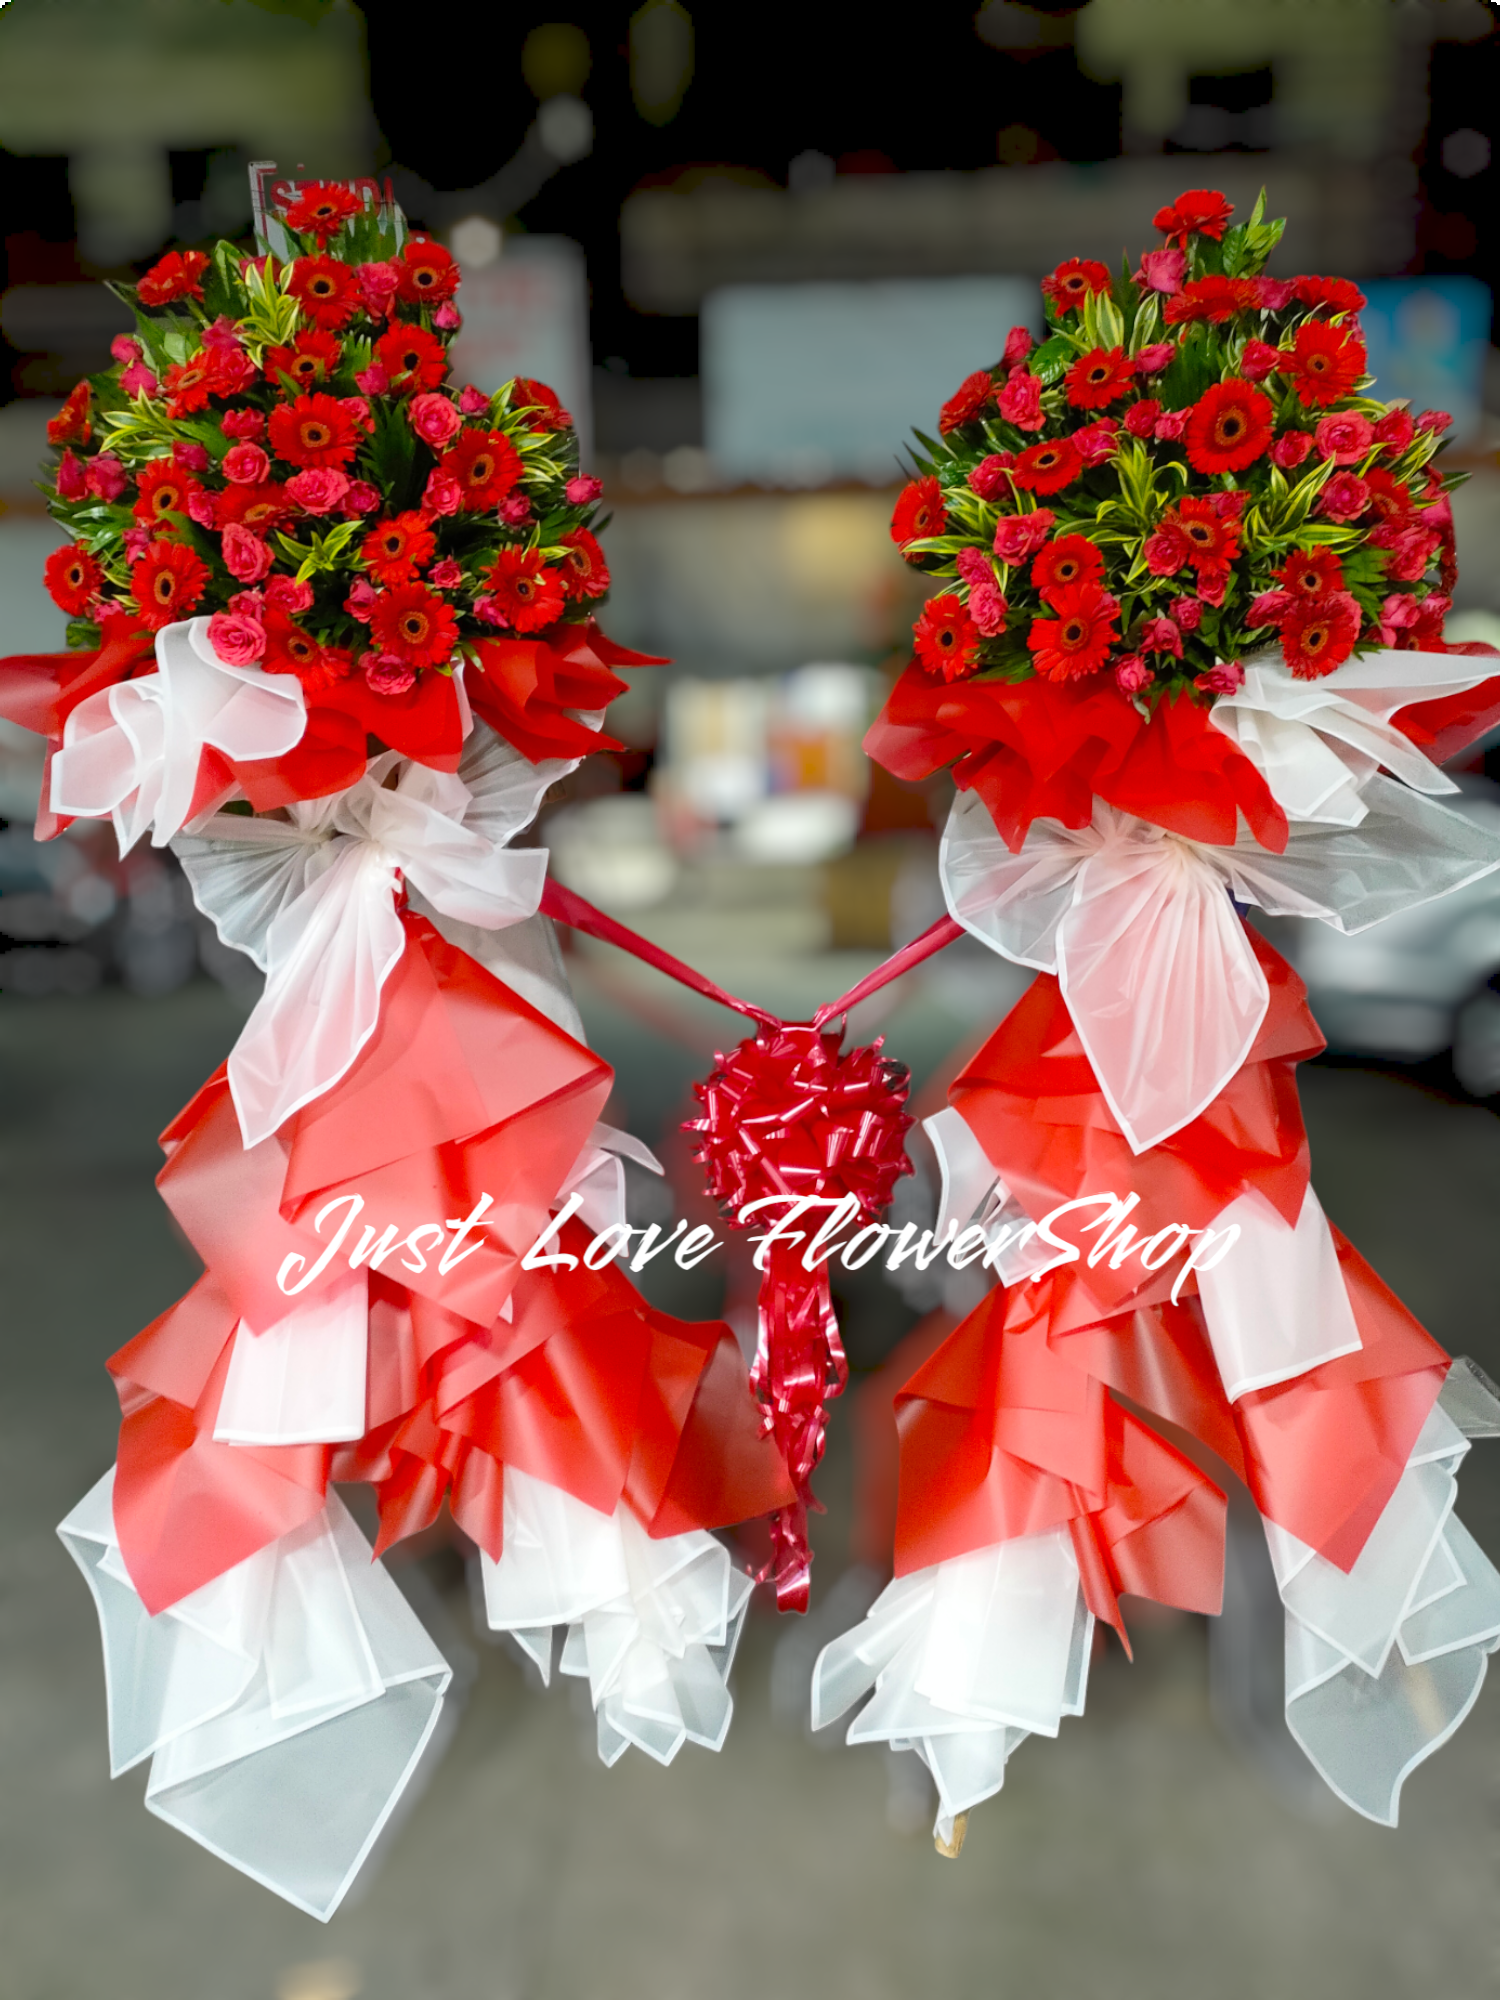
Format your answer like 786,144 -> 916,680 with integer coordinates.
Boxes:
408,392 -> 461,447
1136,246 -> 1186,294
206,612 -> 267,668
221,523 -> 274,583
265,575 -> 314,614
992,508 -> 1055,563
287,467 -> 351,515
222,443 -> 270,485
423,468 -> 463,517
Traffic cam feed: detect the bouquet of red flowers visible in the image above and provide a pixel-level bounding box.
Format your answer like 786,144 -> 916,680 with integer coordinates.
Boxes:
35,178 -> 623,794
894,187 -> 1453,698
871,188 -> 1496,855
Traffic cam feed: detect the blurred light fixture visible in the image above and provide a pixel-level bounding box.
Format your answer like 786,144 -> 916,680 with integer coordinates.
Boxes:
450,215 -> 504,269
521,21 -> 592,100
1442,127 -> 1492,179
788,149 -> 836,193
630,0 -> 694,126
537,94 -> 594,163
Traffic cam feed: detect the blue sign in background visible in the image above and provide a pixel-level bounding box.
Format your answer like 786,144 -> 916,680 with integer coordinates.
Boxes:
1360,277 -> 1491,446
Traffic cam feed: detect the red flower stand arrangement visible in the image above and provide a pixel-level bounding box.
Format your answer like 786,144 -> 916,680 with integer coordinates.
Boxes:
7,177 -> 1500,1907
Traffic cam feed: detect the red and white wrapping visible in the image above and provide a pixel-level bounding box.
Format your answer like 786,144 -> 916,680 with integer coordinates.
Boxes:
59,1472 -> 451,1921
824,646 -> 1500,1836
49,618 -> 307,850
177,724 -> 567,1147
811,1530 -> 1093,1848
480,1465 -> 753,1766
52,618 -> 786,1913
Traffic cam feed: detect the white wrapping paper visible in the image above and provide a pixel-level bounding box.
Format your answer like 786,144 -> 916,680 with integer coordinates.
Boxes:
1207,646 -> 1498,827
480,1466 -> 752,1766
812,1529 -> 1093,1848
1268,1372 -> 1500,1824
50,618 -> 307,849
58,1473 -> 450,1920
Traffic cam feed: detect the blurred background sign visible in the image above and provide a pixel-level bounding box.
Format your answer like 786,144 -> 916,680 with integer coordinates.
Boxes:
702,276 -> 1039,486
447,235 -> 593,456
1361,276 -> 1492,446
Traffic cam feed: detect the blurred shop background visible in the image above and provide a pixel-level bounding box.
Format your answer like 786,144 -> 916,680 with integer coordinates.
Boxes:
3,6 -> 1500,2000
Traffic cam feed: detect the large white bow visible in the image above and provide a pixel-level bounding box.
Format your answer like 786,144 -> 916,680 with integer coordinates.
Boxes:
1208,645 -> 1499,828
177,722 -> 572,1148
49,618 -> 307,851
942,776 -> 1500,1154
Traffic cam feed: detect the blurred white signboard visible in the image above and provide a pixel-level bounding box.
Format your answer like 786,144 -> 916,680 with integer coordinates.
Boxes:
702,275 -> 1040,487
448,236 -> 593,458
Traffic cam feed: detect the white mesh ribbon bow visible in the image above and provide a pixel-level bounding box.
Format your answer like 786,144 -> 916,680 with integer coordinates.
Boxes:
942,645 -> 1500,1153
176,723 -> 571,1148
49,617 -> 307,850
1207,645 -> 1498,827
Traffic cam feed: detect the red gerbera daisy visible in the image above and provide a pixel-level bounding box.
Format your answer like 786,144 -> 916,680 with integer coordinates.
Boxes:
556,528 -> 610,601
286,256 -> 360,331
133,458 -> 202,526
370,581 -> 460,666
890,477 -> 947,546
940,370 -> 996,433
1026,579 -> 1119,681
44,544 -> 103,615
1363,468 -> 1415,524
396,238 -> 460,306
486,549 -> 567,633
267,392 -> 360,469
130,541 -> 210,631
1064,347 -> 1133,410
262,608 -> 325,677
47,381 -> 92,447
1152,189 -> 1234,247
1274,548 -> 1345,599
1163,275 -> 1259,326
163,352 -> 215,418
137,249 -> 210,307
362,511 -> 437,585
1032,533 -> 1105,593
282,181 -> 363,242
1009,437 -> 1083,495
511,378 -> 571,432
263,329 -> 345,394
1040,258 -> 1113,315
1183,378 -> 1274,474
914,594 -> 982,681
440,429 -> 523,511
1278,321 -> 1366,408
1293,275 -> 1366,315
1162,495 -> 1241,573
217,483 -> 293,535
1281,590 -> 1362,680
373,323 -> 448,396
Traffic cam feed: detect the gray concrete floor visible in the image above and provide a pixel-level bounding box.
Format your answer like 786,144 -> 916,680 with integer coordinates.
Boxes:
2,981 -> 1500,2000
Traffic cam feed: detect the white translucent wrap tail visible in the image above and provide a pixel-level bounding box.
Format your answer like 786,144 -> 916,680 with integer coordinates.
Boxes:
58,1473 -> 451,1921
811,1529 -> 1094,1849
479,1466 -> 752,1767
1269,1359 -> 1500,1825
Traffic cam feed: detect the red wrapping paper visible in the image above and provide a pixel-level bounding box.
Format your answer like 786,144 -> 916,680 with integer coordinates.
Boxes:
888,927 -> 1450,1632
108,913 -> 789,1612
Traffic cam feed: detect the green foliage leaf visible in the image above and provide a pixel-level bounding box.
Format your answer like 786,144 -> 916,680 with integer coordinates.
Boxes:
1028,335 -> 1073,386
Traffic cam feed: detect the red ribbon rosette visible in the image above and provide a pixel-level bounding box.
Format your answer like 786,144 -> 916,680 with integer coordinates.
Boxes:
687,1023 -> 914,1610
